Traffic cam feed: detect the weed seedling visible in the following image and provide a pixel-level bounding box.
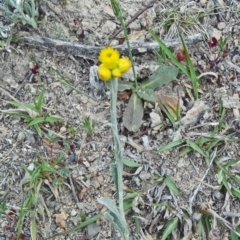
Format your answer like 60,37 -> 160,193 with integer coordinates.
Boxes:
81,116 -> 95,135
3,89 -> 62,136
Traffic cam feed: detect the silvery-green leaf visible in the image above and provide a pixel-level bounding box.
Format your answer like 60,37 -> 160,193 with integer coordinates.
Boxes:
123,93 -> 143,132
118,79 -> 134,92
137,88 -> 156,102
140,65 -> 179,90
98,197 -> 122,220
104,211 -> 127,237
110,163 -> 119,193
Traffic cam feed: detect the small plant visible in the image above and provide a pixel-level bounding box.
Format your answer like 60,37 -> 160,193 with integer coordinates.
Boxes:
81,116 -> 95,135
0,201 -> 7,220
68,126 -> 76,136
97,45 -> 131,239
16,158 -> 69,239
2,89 -> 62,136
0,0 -> 39,29
215,158 -> 240,198
149,30 -> 198,100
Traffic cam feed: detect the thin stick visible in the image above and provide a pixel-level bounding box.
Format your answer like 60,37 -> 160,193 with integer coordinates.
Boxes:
109,0 -> 157,43
188,147 -> 217,214
18,33 -> 204,58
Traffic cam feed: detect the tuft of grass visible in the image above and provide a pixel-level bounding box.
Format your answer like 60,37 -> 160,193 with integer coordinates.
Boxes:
16,157 -> 69,239
81,116 -> 95,135
149,29 -> 199,99
2,89 -> 62,136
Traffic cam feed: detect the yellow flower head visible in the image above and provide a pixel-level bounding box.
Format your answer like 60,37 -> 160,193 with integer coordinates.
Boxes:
112,68 -> 122,78
99,47 -> 120,70
118,57 -> 131,73
98,64 -> 112,81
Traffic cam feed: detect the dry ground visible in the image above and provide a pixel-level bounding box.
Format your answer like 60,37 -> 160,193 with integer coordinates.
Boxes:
1,0 -> 240,239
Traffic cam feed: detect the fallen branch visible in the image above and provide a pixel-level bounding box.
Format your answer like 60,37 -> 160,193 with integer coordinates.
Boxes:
18,33 -> 204,59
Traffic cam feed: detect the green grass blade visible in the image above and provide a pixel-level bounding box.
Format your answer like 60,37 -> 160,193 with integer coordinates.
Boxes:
35,89 -> 44,113
30,211 -> 37,240
148,29 -> 190,77
164,175 -> 180,196
186,139 -> 209,165
34,124 -> 42,136
231,187 -> 240,199
179,33 -> 198,99
161,217 -> 178,240
27,116 -> 61,127
123,158 -> 141,168
157,139 -> 185,152
8,101 -> 37,111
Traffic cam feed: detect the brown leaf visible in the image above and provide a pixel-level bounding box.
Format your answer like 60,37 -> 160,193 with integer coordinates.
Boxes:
54,208 -> 68,228
157,94 -> 181,120
117,90 -> 132,100
79,188 -> 88,200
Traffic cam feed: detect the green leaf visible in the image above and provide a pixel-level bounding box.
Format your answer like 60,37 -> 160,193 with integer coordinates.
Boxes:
123,158 -> 141,168
157,139 -> 185,152
110,163 -> 119,194
140,65 -> 179,90
148,29 -> 190,77
186,139 -> 209,165
164,176 -> 180,196
98,197 -> 128,237
8,101 -> 37,111
117,79 -> 134,91
124,192 -> 138,200
33,124 -> 42,136
35,89 -> 44,113
137,88 -> 156,102
231,187 -> 240,198
161,217 -> 178,240
30,211 -> 37,240
123,93 -> 143,132
231,225 -> 240,240
179,32 -> 198,99
27,116 -> 61,127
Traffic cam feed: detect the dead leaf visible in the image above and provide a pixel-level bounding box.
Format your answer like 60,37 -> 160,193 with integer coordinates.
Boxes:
157,94 -> 181,120
54,208 -> 68,228
117,90 -> 132,100
79,188 -> 88,200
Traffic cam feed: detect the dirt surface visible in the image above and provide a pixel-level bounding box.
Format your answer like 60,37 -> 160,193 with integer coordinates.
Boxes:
1,0 -> 240,239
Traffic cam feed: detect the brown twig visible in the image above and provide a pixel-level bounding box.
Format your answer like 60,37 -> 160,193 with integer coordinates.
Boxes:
108,0 -> 157,43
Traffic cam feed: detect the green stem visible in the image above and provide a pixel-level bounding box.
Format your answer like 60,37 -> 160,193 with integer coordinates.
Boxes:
118,18 -> 138,89
111,0 -> 137,89
110,78 -> 129,239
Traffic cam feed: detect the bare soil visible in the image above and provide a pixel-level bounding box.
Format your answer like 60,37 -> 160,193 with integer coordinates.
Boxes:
1,0 -> 240,239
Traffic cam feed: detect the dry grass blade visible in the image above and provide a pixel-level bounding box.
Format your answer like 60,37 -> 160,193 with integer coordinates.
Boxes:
137,229 -> 154,240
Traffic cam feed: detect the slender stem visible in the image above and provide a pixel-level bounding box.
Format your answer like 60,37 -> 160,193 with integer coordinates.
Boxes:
110,78 -> 123,213
110,78 -> 129,239
118,17 -> 138,88
112,0 -> 138,89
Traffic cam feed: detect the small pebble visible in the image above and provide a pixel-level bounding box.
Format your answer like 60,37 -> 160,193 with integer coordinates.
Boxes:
60,126 -> 67,133
17,132 -> 26,142
217,22 -> 226,30
70,209 -> 77,217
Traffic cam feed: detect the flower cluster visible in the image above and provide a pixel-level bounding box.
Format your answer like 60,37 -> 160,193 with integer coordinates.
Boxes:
98,47 -> 131,81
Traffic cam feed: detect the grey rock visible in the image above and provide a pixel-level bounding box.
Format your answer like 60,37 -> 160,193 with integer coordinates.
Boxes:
17,132 -> 26,142
87,223 -> 101,237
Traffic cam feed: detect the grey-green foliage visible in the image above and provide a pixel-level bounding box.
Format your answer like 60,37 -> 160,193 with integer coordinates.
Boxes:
0,0 -> 38,29
0,21 -> 9,38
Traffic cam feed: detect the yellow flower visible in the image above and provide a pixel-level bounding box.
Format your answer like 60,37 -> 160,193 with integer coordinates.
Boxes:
112,68 -> 122,78
118,57 -> 131,73
99,47 -> 120,69
98,64 -> 112,81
